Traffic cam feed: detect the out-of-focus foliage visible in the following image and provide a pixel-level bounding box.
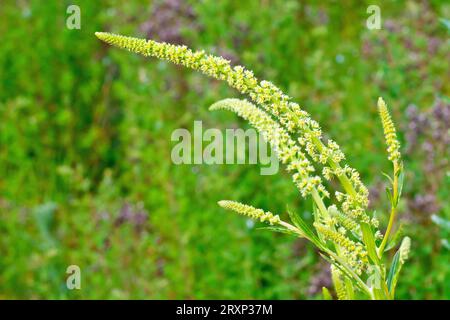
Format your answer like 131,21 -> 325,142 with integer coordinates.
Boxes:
0,0 -> 448,299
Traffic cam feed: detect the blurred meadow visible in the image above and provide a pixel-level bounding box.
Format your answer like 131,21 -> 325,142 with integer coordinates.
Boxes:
0,0 -> 449,299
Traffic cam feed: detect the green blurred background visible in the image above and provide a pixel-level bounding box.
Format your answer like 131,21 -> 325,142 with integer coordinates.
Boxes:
0,0 -> 449,299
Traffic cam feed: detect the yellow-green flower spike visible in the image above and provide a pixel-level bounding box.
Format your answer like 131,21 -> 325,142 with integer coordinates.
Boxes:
218,200 -> 281,225
328,205 -> 360,235
378,97 -> 401,163
211,99 -> 329,199
331,265 -> 348,300
94,31 -> 404,300
314,222 -> 368,274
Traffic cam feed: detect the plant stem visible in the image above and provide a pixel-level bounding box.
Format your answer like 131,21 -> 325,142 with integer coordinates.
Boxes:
311,189 -> 329,218
279,220 -> 301,233
378,162 -> 399,256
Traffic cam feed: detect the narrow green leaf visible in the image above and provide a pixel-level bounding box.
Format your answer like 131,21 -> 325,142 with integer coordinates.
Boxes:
387,250 -> 400,292
397,164 -> 404,201
387,237 -> 410,296
361,222 -> 380,264
384,224 -> 404,252
381,171 -> 394,185
385,187 -> 393,205
287,208 -> 324,250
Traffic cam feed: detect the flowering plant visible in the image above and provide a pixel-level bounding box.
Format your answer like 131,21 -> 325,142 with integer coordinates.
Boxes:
96,32 -> 410,300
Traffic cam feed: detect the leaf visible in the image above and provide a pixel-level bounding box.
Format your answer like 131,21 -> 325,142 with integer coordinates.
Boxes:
384,223 -> 404,252
381,171 -> 394,185
287,208 -> 325,250
385,187 -> 393,206
387,236 -> 410,296
386,248 -> 400,293
397,164 -> 404,201
312,202 -> 320,222
322,287 -> 332,300
361,222 -> 380,264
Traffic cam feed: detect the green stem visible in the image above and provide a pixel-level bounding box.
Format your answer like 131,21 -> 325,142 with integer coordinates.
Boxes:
378,206 -> 396,255
378,162 -> 399,256
311,189 -> 329,219
279,220 -> 302,234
